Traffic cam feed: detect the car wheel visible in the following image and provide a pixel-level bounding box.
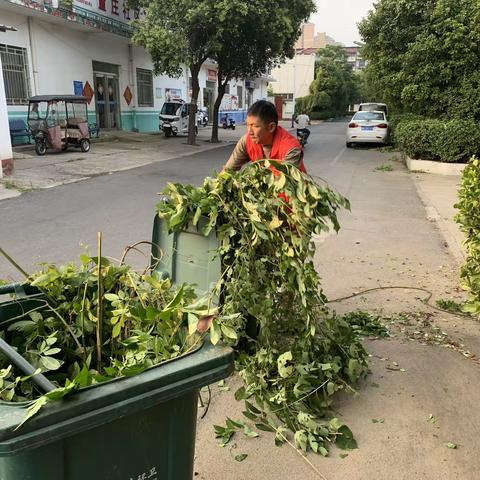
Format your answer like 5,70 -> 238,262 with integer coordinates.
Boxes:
80,139 -> 91,153
61,142 -> 68,152
346,142 -> 353,148
35,140 -> 47,156
172,131 -> 178,136
165,129 -> 172,138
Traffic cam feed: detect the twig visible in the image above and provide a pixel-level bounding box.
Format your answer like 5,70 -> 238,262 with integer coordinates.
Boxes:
96,232 -> 103,373
273,426 -> 329,480
0,247 -> 30,279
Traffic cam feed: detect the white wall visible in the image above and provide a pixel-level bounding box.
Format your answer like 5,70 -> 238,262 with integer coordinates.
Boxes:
0,55 -> 12,177
271,54 -> 315,99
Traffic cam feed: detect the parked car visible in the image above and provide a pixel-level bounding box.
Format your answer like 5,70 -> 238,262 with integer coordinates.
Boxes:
358,102 -> 388,117
346,111 -> 390,148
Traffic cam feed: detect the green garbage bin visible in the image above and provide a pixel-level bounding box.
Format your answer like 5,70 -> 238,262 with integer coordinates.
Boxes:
151,210 -> 222,299
0,279 -> 233,480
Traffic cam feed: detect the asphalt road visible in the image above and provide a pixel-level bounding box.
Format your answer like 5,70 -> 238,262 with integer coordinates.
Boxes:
0,120 -> 347,280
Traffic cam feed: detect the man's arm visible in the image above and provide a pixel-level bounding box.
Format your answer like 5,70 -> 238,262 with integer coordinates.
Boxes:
284,147 -> 302,169
223,135 -> 250,171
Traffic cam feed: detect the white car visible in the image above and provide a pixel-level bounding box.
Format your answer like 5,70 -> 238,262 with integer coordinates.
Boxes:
346,111 -> 390,148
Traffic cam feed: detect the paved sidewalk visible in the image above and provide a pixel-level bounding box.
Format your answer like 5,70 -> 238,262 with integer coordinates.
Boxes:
411,172 -> 465,263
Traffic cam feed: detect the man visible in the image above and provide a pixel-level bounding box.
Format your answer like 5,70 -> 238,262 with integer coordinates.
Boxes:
295,112 -> 311,144
223,100 -> 307,173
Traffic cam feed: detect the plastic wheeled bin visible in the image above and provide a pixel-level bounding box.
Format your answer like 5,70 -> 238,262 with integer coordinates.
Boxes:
0,212 -> 232,480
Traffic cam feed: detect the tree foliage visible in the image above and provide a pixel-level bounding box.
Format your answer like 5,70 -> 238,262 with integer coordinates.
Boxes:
211,0 -> 315,142
296,46 -> 358,118
131,0 -> 231,144
359,0 -> 480,119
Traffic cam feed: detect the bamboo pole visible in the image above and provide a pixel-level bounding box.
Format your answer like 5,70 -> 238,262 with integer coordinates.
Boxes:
96,232 -> 103,373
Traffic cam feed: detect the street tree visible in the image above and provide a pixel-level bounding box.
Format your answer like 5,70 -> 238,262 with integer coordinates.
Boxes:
131,1 -> 234,145
296,45 -> 357,118
210,0 -> 315,143
359,0 -> 480,119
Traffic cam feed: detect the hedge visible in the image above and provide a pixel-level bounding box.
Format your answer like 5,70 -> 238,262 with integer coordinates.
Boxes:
395,118 -> 480,163
455,157 -> 480,316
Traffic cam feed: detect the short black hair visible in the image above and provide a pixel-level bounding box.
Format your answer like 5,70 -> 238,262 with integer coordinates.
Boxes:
247,100 -> 278,125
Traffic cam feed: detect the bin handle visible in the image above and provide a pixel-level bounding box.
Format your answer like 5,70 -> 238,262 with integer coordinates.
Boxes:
0,283 -> 26,297
0,338 -> 56,393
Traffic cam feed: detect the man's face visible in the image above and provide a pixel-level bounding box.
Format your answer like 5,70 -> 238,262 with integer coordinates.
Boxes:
246,115 -> 276,145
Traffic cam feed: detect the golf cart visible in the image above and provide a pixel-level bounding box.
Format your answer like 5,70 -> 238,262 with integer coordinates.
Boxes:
28,95 -> 91,156
159,100 -> 198,137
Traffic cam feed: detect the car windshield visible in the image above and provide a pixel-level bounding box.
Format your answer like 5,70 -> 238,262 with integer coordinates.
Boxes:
28,101 -> 48,120
354,112 -> 385,121
161,103 -> 181,115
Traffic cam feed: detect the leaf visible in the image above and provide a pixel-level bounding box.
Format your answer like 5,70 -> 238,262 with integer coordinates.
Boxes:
188,313 -> 199,335
335,425 -> 358,450
234,454 -> 248,462
445,443 -> 457,449
294,430 -> 308,452
210,321 -> 221,345
40,356 -> 62,371
220,324 -> 238,340
235,386 -> 247,401
15,396 -> 48,430
268,216 -> 283,229
277,351 -> 294,378
255,423 -> 274,432
193,206 -> 202,226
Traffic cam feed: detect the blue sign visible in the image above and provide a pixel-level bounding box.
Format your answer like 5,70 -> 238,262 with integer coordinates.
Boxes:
73,80 -> 83,96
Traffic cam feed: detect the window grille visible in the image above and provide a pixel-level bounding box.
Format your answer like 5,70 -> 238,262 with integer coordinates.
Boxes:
136,68 -> 153,107
0,44 -> 31,105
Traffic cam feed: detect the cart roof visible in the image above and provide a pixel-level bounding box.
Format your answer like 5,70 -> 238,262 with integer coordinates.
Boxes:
29,95 -> 88,103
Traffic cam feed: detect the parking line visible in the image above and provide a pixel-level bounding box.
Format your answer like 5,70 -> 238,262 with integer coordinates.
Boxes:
330,147 -> 346,166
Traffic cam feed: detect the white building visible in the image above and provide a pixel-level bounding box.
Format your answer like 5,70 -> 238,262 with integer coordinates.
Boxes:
270,52 -> 315,119
0,0 -> 270,136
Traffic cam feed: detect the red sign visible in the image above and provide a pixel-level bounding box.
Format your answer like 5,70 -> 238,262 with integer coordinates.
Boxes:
123,86 -> 133,105
82,81 -> 94,104
207,69 -> 217,82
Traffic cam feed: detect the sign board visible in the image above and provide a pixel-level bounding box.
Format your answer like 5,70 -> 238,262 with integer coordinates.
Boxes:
73,80 -> 83,96
73,0 -> 140,23
165,88 -> 182,101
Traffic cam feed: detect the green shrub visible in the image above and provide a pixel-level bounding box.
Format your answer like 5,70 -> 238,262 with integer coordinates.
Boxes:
396,118 -> 480,163
455,157 -> 480,316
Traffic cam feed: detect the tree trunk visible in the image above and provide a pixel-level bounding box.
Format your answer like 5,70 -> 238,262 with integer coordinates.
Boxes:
211,79 -> 228,143
187,63 -> 201,146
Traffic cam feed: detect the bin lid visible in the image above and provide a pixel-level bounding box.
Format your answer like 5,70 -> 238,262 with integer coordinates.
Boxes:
151,214 -> 221,300
0,336 -> 233,455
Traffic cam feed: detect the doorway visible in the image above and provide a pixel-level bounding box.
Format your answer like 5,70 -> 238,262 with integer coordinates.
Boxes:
92,62 -> 120,129
204,80 -> 216,124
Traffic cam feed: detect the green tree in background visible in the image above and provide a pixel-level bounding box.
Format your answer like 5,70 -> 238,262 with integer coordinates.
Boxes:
296,45 -> 358,119
211,0 -> 315,142
359,0 -> 480,119
131,1 -> 228,145
131,0 -> 315,144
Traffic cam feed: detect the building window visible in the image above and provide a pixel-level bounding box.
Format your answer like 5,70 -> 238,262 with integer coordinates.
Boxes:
136,68 -> 153,107
0,44 -> 31,105
225,84 -> 230,94
237,85 -> 243,109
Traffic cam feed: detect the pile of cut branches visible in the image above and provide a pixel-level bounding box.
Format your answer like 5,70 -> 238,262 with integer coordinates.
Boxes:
157,161 -> 369,454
